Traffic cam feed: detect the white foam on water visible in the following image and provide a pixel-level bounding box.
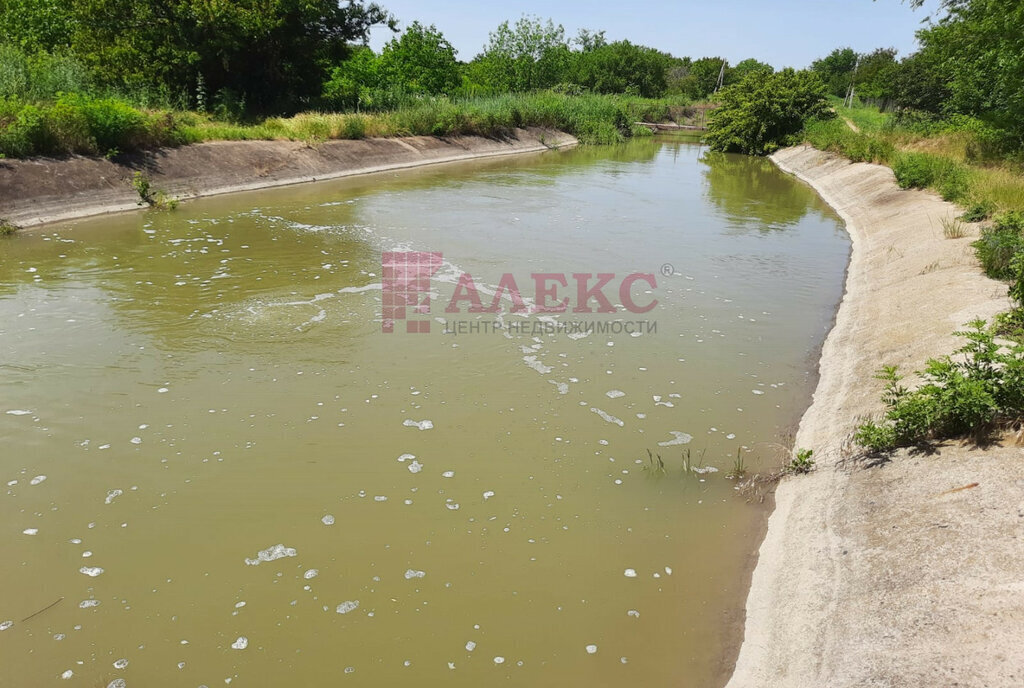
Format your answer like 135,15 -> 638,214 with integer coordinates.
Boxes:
523,356 -> 552,374
590,408 -> 624,427
657,431 -> 693,447
0,621 -> 12,631
106,680 -> 126,688
605,390 -> 625,399
465,641 -> 476,651
408,461 -> 423,474
30,475 -> 46,485
752,390 -> 764,395
493,657 -> 505,664
624,569 -> 637,578
322,515 -> 335,525
397,453 -> 415,462
586,645 -> 598,655
442,471 -> 455,478
105,489 -> 123,505
79,600 -> 100,608
79,567 -> 104,577
403,419 -> 434,430
113,659 -> 128,669
303,569 -> 318,579
665,566 -> 673,575
244,544 -> 297,566
130,437 -> 141,445
549,380 -> 569,395
336,600 -> 359,614
374,496 -> 387,502
692,466 -> 719,474
61,670 -> 73,679
6,410 -> 32,416
483,491 -> 495,500
627,610 -> 640,618
404,569 -> 426,579
231,637 -> 248,650
22,528 -> 38,535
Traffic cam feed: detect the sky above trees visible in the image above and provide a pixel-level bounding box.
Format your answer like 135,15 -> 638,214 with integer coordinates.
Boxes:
368,0 -> 943,69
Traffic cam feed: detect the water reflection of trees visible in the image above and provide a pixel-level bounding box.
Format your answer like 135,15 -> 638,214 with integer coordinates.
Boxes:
700,151 -> 831,232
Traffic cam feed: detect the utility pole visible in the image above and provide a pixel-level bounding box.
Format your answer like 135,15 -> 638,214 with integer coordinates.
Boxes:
714,59 -> 726,94
844,57 -> 860,108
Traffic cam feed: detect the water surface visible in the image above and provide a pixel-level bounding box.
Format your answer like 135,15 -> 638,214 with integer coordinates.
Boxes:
0,138 -> 848,686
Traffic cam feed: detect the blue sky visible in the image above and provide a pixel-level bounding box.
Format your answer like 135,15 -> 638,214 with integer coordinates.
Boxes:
367,0 -> 944,68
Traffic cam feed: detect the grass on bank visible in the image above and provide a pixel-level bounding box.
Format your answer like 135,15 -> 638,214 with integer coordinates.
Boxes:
803,100 -> 1024,213
825,102 -> 1024,452
0,91 -> 695,158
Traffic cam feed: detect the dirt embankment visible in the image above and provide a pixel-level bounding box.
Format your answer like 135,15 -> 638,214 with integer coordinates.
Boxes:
728,145 -> 1024,688
0,127 -> 576,228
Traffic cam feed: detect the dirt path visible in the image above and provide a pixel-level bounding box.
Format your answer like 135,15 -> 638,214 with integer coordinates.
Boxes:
0,128 -> 576,229
727,145 -> 1024,688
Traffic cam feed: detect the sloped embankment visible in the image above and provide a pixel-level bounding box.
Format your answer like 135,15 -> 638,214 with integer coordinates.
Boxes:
728,145 -> 1024,688
0,127 -> 576,228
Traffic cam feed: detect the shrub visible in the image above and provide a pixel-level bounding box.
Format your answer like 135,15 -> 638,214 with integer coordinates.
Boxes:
855,321 -> 1024,451
892,152 -> 936,188
787,448 -> 815,474
706,69 -> 832,156
974,210 -> 1024,278
960,200 -> 996,222
892,152 -> 969,201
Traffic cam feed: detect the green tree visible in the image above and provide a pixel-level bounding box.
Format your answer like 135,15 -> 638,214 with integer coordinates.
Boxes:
377,21 -> 460,94
570,40 -> 671,97
706,68 -> 832,155
0,0 -> 73,53
61,0 -> 394,113
729,58 -> 774,84
680,57 -> 728,100
322,46 -> 380,109
810,47 -> 857,97
471,16 -> 570,92
852,47 -> 897,101
914,0 -> 1024,139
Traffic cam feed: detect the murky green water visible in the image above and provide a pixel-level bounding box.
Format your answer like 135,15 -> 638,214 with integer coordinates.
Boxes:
0,139 -> 848,687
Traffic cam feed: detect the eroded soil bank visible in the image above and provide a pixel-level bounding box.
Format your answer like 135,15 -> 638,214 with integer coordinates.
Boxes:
727,145 -> 1024,687
0,127 -> 576,228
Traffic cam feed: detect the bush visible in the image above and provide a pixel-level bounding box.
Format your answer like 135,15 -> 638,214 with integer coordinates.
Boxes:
961,200 -> 996,222
855,321 -> 1024,451
706,68 -> 832,155
892,152 -> 969,201
974,211 -> 1024,278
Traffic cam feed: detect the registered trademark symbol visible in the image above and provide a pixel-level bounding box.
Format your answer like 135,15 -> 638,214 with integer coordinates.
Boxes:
660,263 -> 675,277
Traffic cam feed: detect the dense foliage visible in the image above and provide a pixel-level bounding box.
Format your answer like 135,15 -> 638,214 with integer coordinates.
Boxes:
855,321 -> 1024,451
705,69 -> 831,155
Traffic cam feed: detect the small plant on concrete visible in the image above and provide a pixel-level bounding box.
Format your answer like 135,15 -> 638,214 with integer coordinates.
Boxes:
131,171 -> 177,210
787,448 -> 815,474
941,216 -> 967,239
0,218 -> 17,236
855,319 -> 1024,451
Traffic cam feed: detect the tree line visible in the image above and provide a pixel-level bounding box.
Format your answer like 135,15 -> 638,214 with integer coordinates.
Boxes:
0,2 -> 770,116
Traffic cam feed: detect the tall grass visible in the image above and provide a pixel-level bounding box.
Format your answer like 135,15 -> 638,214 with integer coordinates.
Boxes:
802,109 -> 1024,213
1,89 -> 688,157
